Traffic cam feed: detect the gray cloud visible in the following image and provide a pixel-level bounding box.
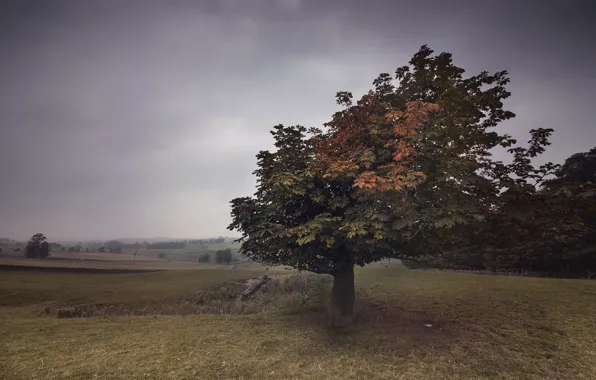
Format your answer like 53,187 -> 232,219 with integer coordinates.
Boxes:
1,0 -> 594,240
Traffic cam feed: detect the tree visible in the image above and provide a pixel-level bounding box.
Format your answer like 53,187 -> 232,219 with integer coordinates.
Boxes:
556,147 -> 596,183
229,46 -> 558,326
215,249 -> 233,264
25,233 -> 51,259
527,147 -> 596,275
98,246 -> 106,253
198,252 -> 210,263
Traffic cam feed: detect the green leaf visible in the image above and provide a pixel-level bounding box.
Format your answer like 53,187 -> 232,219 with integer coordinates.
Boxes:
435,218 -> 455,228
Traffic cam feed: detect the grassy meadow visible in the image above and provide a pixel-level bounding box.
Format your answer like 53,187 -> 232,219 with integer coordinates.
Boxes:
1,262 -> 595,380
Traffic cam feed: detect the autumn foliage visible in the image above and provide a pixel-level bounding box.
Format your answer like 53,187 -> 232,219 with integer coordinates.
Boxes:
313,97 -> 440,193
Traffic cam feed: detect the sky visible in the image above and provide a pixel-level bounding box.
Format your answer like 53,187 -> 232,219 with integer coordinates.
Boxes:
1,0 -> 595,241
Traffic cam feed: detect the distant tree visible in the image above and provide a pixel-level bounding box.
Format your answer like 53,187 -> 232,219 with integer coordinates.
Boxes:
85,247 -> 90,253
61,247 -> 66,252
214,237 -> 225,244
25,233 -> 51,259
98,246 -> 106,253
157,252 -> 167,259
215,249 -> 233,264
198,252 -> 210,263
14,248 -> 20,252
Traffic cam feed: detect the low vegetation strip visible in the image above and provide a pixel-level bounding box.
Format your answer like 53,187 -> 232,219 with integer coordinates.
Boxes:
51,273 -> 331,318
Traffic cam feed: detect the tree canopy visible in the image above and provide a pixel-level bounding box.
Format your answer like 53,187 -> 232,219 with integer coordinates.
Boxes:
228,46 -> 590,325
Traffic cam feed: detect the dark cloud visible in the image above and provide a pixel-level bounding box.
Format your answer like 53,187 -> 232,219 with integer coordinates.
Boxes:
1,0 -> 594,240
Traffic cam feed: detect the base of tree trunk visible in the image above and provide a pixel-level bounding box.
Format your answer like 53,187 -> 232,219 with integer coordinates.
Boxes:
329,264 -> 355,327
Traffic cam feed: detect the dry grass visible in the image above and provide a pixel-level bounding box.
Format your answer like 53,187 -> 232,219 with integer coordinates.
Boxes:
1,262 -> 595,379
50,273 -> 330,318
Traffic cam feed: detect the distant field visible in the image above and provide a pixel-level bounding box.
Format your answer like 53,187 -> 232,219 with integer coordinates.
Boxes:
0,241 -> 248,271
0,249 -> 258,271
1,262 -> 595,379
128,241 -> 245,263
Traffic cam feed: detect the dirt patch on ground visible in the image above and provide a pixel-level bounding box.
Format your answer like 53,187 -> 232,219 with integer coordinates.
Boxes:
289,290 -> 475,352
357,295 -> 474,344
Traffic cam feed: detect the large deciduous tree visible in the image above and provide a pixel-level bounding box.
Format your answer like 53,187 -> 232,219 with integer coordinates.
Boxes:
229,46 -> 557,326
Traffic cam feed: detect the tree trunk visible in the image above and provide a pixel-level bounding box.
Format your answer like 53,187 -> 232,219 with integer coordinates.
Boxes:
329,263 -> 355,327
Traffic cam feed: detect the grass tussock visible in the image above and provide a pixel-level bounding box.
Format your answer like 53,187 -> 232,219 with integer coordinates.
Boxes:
53,273 -> 331,318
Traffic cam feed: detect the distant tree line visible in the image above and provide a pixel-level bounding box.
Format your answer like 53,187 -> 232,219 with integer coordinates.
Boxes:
403,147 -> 596,277
97,246 -> 121,253
147,241 -> 186,250
187,237 -> 225,244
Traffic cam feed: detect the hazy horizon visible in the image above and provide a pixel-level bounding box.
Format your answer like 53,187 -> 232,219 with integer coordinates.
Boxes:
2,0 -> 595,241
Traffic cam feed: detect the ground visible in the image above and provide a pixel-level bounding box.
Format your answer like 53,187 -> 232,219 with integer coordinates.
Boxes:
1,261 -> 595,380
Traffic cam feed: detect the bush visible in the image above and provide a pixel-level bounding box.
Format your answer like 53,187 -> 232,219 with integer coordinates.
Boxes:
215,249 -> 233,264
198,252 -> 210,263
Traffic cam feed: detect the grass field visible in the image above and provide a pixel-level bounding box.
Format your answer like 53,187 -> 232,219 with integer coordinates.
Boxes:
1,262 -> 595,379
0,247 -> 251,271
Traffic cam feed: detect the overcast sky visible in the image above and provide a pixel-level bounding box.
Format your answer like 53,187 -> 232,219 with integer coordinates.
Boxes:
1,0 -> 594,241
